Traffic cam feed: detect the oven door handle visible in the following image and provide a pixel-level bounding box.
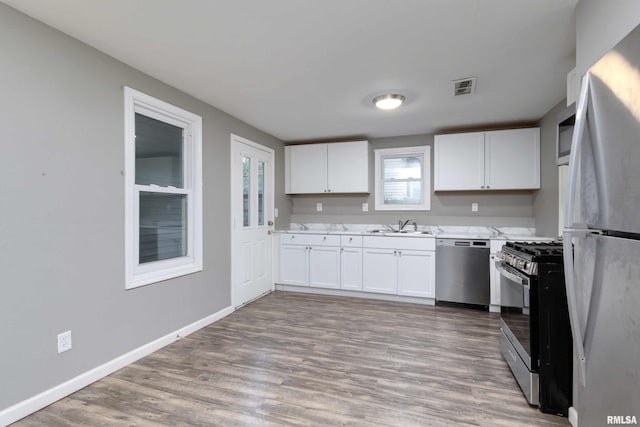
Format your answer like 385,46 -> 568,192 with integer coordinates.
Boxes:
498,264 -> 529,288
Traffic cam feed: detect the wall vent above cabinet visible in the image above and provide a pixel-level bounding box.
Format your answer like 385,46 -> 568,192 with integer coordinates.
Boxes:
452,77 -> 477,96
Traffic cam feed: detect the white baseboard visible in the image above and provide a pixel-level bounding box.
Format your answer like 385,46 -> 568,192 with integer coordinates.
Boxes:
0,305 -> 234,427
568,406 -> 578,426
275,284 -> 436,306
489,304 -> 500,313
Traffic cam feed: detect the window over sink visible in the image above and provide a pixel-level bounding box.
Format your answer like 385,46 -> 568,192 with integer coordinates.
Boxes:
374,146 -> 431,211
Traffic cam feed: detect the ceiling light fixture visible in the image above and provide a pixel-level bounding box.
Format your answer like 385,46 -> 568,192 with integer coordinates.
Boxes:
373,94 -> 406,110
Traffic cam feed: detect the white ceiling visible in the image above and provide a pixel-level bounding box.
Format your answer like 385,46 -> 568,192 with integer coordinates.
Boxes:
3,0 -> 577,142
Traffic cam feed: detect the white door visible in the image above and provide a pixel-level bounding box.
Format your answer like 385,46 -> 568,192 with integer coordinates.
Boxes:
231,135 -> 274,307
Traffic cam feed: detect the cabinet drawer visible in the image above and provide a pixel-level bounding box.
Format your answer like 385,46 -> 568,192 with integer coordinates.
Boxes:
280,233 -> 340,246
340,235 -> 363,247
362,236 -> 435,251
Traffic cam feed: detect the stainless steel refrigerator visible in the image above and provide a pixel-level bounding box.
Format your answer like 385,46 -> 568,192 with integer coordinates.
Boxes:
563,23 -> 640,427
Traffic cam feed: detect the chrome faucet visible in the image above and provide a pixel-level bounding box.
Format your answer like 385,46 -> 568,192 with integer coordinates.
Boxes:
398,219 -> 412,231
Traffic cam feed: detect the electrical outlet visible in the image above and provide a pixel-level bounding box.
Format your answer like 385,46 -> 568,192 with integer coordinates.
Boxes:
472,203 -> 478,212
362,202 -> 369,212
316,202 -> 323,212
57,330 -> 72,354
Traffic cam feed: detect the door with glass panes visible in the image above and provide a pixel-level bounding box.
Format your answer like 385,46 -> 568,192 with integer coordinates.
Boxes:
231,135 -> 274,307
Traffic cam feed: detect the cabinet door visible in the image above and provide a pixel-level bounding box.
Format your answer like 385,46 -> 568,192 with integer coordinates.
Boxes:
327,141 -> 369,193
397,250 -> 435,298
279,244 -> 308,286
485,128 -> 540,190
340,247 -> 362,290
489,253 -> 502,306
362,248 -> 397,294
286,144 -> 327,194
308,246 -> 340,289
434,132 -> 485,190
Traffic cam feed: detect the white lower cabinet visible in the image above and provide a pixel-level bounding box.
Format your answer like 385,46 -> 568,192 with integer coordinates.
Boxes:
279,244 -> 308,286
362,248 -> 397,294
279,234 -> 341,287
397,250 -> 435,298
362,236 -> 436,298
279,233 -> 435,301
308,246 -> 340,288
340,247 -> 362,290
489,239 -> 506,309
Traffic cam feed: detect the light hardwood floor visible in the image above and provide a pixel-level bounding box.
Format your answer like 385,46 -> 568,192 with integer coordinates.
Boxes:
14,292 -> 570,426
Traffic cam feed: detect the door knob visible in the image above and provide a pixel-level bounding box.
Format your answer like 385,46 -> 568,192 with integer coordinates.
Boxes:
268,220 -> 274,226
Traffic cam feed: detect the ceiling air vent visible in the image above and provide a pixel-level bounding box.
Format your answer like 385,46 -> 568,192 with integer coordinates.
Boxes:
452,77 -> 477,96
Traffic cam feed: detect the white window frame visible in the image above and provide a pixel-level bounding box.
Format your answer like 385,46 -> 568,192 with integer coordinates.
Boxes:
124,87 -> 203,289
374,146 -> 431,211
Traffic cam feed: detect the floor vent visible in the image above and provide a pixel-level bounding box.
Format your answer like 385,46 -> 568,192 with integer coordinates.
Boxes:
453,77 -> 477,96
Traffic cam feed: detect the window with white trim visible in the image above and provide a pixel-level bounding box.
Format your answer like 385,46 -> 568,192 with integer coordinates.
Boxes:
374,146 -> 431,211
124,87 -> 203,289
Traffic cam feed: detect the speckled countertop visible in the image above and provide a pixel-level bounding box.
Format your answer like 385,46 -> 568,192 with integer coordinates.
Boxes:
275,224 -> 555,241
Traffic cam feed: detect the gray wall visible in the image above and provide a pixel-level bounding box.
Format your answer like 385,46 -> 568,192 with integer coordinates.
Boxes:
576,0 -> 640,77
0,4 -> 288,410
290,134 -> 536,228
533,100 -> 567,237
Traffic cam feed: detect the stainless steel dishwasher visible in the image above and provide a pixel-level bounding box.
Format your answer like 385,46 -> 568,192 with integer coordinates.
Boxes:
435,238 -> 490,307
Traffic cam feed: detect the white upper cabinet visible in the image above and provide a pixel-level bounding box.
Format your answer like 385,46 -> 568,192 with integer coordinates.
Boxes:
327,141 -> 369,193
485,128 -> 540,190
433,132 -> 485,190
285,141 -> 369,194
286,144 -> 327,194
434,128 -> 540,191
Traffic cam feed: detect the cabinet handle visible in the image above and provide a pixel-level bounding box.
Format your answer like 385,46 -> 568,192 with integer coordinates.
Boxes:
349,237 -> 353,242
487,185 -> 490,189
394,250 -> 397,255
323,236 -> 326,241
341,248 -> 344,252
328,189 -> 331,192
481,185 -> 485,189
398,251 -> 402,256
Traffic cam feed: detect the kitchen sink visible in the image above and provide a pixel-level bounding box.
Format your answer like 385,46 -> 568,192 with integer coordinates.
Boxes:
369,230 -> 431,235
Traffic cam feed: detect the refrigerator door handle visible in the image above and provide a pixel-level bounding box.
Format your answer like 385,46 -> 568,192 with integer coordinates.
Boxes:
565,74 -> 591,229
563,230 -> 587,386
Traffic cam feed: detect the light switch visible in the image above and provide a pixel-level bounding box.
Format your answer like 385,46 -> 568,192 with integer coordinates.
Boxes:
472,203 -> 478,212
316,202 -> 323,212
274,208 -> 279,218
362,202 -> 369,212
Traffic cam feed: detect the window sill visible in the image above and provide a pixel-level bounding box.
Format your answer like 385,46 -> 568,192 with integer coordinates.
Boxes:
126,263 -> 203,290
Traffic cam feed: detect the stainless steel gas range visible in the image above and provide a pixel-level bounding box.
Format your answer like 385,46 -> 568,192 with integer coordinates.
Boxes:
496,241 -> 572,417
